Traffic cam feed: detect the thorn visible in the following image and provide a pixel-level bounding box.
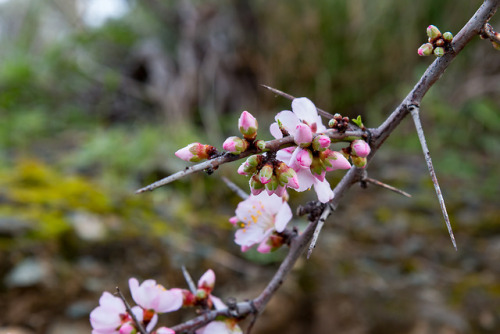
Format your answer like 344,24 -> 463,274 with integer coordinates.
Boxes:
408,104 -> 457,251
222,176 -> 249,199
260,84 -> 334,119
182,265 -> 197,294
364,177 -> 412,198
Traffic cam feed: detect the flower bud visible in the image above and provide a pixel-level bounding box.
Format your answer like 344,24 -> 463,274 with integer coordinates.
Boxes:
246,154 -> 263,167
434,38 -> 445,47
255,140 -> 267,151
119,322 -> 137,334
294,124 -> 313,146
179,289 -> 196,307
229,216 -> 239,226
265,175 -> 279,195
351,139 -> 371,158
310,156 -> 326,180
195,288 -> 208,300
312,135 -> 331,151
222,136 -> 248,154
296,148 -> 313,168
175,143 -> 214,162
249,175 -> 265,196
156,327 -> 175,334
427,25 -> 442,42
351,155 -> 367,168
275,162 -> 300,189
418,43 -> 434,56
197,269 -> 215,293
238,111 -> 258,140
321,149 -> 351,171
259,163 -> 274,184
443,32 -> 454,43
328,118 -> 337,128
433,46 -> 445,57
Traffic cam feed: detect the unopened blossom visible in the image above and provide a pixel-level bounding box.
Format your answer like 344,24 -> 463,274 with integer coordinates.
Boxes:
230,192 -> 292,252
155,327 -> 176,334
129,278 -> 183,314
312,135 -> 331,151
175,143 -> 214,162
259,163 -> 274,184
223,136 -> 248,154
238,111 -> 258,140
418,43 -> 433,56
321,150 -> 351,171
350,139 -> 371,158
294,123 -> 313,146
427,25 -> 442,41
198,269 -> 215,293
351,155 -> 367,168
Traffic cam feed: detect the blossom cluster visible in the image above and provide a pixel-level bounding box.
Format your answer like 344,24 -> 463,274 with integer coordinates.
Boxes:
90,270 -> 241,334
175,97 -> 371,253
418,25 -> 454,57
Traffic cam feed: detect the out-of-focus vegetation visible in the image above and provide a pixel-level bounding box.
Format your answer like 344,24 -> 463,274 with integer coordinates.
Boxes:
0,0 -> 499,333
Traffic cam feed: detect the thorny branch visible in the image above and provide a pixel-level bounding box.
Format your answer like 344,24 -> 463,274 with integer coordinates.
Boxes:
139,0 -> 500,332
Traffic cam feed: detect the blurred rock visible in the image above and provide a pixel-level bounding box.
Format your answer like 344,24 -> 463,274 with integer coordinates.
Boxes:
69,211 -> 106,241
4,257 -> 50,287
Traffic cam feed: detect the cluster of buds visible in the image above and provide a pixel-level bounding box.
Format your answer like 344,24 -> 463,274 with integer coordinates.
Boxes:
239,154 -> 299,196
223,111 -> 262,155
418,25 -> 454,57
328,113 -> 350,132
342,139 -> 371,168
480,23 -> 500,51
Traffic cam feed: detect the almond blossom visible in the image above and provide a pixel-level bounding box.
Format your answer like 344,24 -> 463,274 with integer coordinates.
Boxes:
269,97 -> 350,203
229,192 -> 292,252
129,278 -> 183,313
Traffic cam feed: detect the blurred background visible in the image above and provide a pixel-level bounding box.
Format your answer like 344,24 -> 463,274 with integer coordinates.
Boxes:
0,0 -> 499,333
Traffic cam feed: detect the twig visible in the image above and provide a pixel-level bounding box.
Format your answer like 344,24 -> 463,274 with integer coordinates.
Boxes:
480,23 -> 500,43
116,287 -> 148,334
364,177 -> 412,198
307,205 -> 332,259
136,131 -> 362,193
222,177 -> 249,199
260,84 -> 335,119
182,266 -> 197,294
408,105 -> 457,250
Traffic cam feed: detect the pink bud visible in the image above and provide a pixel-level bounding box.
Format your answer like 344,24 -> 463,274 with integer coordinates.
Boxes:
223,136 -> 248,154
229,216 -> 239,226
237,163 -> 249,175
175,143 -> 214,162
257,241 -> 272,254
322,150 -> 351,171
119,323 -> 136,334
294,124 -> 313,146
296,148 -> 313,168
351,139 -> 371,157
198,269 -> 215,292
249,175 -> 265,195
259,163 -> 274,184
156,327 -> 175,334
312,135 -> 331,151
239,111 -> 258,140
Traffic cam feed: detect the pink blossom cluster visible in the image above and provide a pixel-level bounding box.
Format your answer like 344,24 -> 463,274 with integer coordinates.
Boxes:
90,270 -> 241,334
174,96 -> 371,252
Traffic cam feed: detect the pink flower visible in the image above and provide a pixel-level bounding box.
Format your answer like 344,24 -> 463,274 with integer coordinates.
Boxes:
198,269 -> 215,293
231,192 -> 292,251
90,292 -> 128,334
351,139 -> 371,158
129,278 -> 183,314
238,111 -> 258,140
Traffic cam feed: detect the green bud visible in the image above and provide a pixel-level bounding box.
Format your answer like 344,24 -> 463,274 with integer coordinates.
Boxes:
443,32 -> 454,43
427,25 -> 442,42
255,140 -> 267,151
265,175 -> 279,193
328,118 -> 337,128
435,38 -> 445,47
246,154 -> 263,167
418,43 -> 434,56
433,47 -> 445,57
259,163 -> 274,184
351,155 -> 367,168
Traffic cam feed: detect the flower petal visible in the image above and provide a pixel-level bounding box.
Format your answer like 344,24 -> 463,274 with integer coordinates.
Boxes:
269,122 -> 283,139
292,98 -> 318,124
275,110 -> 300,135
313,179 -> 334,203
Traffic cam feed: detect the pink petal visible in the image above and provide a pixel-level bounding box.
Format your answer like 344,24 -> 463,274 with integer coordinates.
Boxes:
275,110 -> 300,135
294,124 -> 313,145
274,201 -> 292,232
269,123 -> 283,139
313,179 -> 334,203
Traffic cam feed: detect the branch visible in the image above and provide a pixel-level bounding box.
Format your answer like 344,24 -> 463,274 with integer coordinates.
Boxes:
136,130 -> 363,193
157,1 -> 500,332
